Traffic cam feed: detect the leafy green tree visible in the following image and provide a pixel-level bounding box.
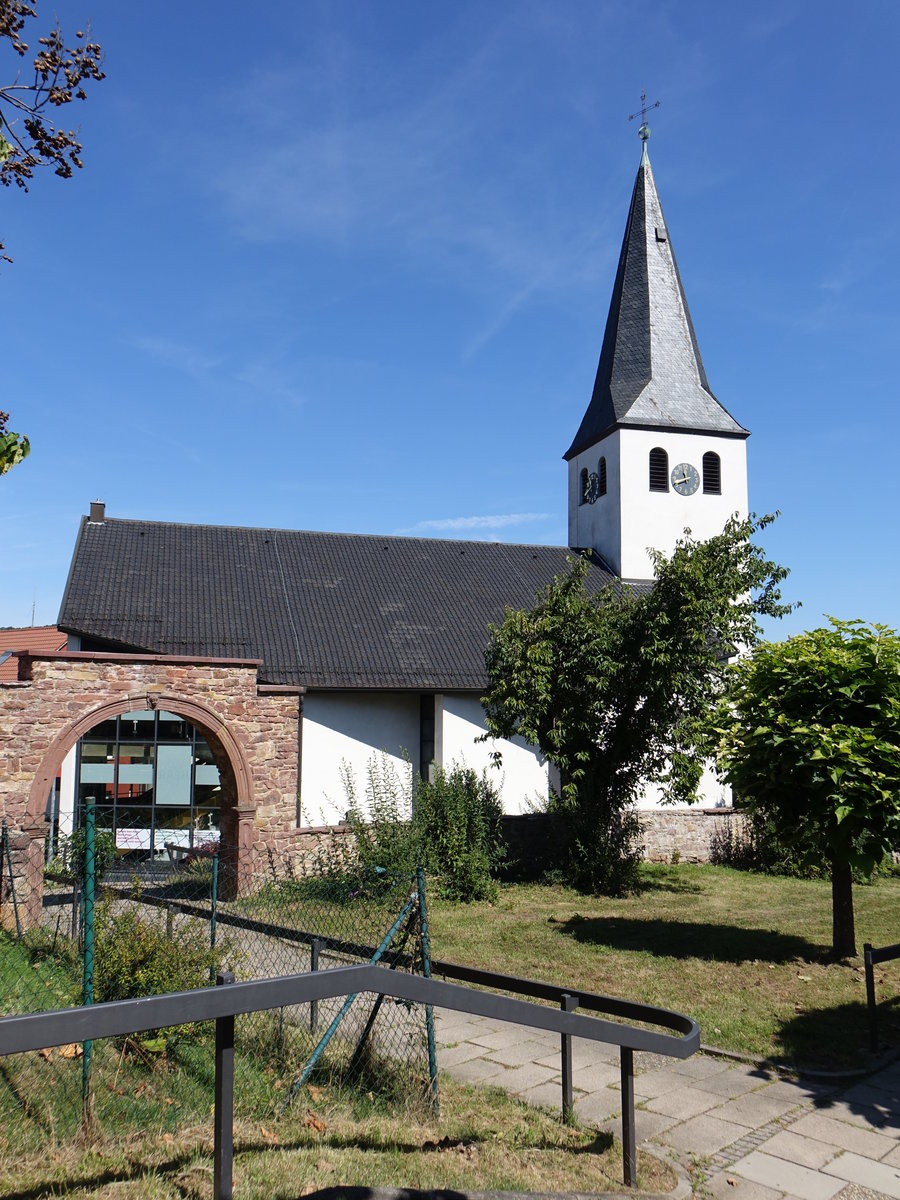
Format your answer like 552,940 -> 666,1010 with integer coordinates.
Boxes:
713,619 -> 900,958
0,409 -> 29,473
481,515 -> 793,894
1,2 -> 105,468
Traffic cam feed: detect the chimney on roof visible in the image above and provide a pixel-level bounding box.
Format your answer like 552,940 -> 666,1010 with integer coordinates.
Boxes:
88,499 -> 106,523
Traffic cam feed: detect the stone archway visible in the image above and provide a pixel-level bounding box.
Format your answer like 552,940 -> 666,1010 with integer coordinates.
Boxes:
0,650 -> 302,928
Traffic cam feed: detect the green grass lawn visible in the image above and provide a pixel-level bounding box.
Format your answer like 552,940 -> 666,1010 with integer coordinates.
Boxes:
428,864 -> 900,1068
0,1074 -> 673,1198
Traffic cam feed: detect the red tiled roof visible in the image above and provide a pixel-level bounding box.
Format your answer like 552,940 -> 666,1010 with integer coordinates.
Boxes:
0,626 -> 67,681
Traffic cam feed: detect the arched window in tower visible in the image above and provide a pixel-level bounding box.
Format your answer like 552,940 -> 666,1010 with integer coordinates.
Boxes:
702,451 -> 721,495
579,468 -> 589,505
649,447 -> 668,492
598,456 -> 607,497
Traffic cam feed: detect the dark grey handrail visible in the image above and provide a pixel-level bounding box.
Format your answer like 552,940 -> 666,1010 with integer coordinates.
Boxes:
863,940 -> 900,1052
0,963 -> 699,1197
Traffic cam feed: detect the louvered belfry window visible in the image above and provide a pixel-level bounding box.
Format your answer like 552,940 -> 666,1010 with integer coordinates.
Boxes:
598,456 -> 607,497
649,447 -> 668,491
703,451 -> 721,494
580,467 -> 589,504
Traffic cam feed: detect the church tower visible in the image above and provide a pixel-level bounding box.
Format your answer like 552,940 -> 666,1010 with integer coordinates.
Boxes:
565,127 -> 749,579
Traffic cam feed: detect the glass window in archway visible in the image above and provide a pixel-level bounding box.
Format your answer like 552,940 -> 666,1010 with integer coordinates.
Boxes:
73,709 -> 221,860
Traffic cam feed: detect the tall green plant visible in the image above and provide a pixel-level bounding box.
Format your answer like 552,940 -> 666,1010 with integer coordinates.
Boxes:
340,756 -> 505,900
415,766 -> 504,901
342,755 -> 420,879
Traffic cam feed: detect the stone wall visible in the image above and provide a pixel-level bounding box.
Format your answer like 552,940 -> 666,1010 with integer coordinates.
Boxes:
0,650 -> 311,927
500,807 -> 748,872
638,807 -> 748,863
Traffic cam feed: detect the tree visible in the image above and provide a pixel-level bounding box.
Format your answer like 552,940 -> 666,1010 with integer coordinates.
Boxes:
0,409 -> 29,473
481,514 -> 793,894
713,619 -> 900,958
1,1 -> 104,469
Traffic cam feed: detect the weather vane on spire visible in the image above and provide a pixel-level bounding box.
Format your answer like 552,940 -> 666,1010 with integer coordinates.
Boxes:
628,88 -> 660,143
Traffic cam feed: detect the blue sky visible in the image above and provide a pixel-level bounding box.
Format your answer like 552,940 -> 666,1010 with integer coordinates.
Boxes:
3,1 -> 898,639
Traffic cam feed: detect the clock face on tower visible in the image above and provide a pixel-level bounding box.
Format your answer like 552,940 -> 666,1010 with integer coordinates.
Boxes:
671,462 -> 700,496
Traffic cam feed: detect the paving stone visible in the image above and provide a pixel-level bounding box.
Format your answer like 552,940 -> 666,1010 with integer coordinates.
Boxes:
714,1091 -> 801,1128
836,1087 -> 900,1129
444,1057 -> 507,1085
656,1113 -> 748,1156
832,1183 -> 897,1200
788,1113 -> 899,1161
559,1041 -> 621,1068
698,1068 -> 773,1098
485,1039 -> 563,1067
645,1085 -> 723,1119
570,1061 -> 622,1091
668,1054 -> 733,1080
815,1100 -> 900,1134
519,1080 -> 567,1110
573,1086 -> 623,1123
823,1152 -> 900,1199
883,1146 -> 900,1168
469,1025 -> 536,1050
867,1068 -> 900,1094
627,1067 -> 696,1099
599,1108 -> 678,1142
731,1150 -> 845,1200
756,1130 -> 841,1170
435,1019 -> 496,1044
489,1062 -> 558,1093
437,1041 -> 491,1068
706,1172 -> 786,1200
761,1080 -> 840,1103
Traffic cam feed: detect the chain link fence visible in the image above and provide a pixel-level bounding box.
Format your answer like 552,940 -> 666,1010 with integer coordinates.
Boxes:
0,809 -> 437,1147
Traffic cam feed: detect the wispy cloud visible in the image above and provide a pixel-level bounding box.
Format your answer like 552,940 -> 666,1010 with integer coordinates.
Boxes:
190,11 -> 619,355
396,513 -> 549,536
125,334 -> 222,379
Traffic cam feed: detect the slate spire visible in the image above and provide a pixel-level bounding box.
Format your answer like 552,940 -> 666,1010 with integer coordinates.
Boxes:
564,143 -> 747,461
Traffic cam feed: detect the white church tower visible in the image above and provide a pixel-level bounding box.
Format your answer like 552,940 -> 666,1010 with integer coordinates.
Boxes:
566,126 -> 749,579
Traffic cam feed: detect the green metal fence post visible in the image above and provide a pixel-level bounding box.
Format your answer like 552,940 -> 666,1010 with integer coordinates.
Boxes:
82,797 -> 96,1132
209,852 -> 219,983
0,819 -> 23,941
416,865 -> 439,1113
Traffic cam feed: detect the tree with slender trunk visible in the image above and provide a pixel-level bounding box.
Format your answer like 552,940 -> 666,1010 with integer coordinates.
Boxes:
481,514 -> 793,894
713,619 -> 900,958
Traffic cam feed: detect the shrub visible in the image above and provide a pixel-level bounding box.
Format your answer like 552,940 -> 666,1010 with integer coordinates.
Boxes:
45,827 -> 115,886
94,898 -> 223,1038
340,756 -> 505,900
343,755 -> 421,880
415,766 -> 504,901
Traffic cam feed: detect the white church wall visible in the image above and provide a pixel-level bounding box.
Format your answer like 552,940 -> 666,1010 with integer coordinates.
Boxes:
618,429 -> 747,580
300,692 -> 420,824
438,693 -> 552,816
568,431 -> 622,571
635,761 -> 731,810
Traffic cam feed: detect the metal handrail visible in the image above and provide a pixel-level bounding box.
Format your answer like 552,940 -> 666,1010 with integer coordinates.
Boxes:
863,939 -> 900,1052
0,963 -> 699,1197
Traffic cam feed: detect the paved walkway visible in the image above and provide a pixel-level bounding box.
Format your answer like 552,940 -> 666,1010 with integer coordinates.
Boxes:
435,1010 -> 900,1200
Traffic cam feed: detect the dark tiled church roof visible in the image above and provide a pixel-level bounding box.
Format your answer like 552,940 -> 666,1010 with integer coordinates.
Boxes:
58,516 -> 624,690
565,147 -> 747,460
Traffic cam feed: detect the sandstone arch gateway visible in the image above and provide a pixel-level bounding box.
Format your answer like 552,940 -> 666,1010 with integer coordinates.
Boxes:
0,649 -> 307,928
